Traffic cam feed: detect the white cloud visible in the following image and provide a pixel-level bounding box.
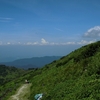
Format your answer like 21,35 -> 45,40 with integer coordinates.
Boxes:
77,40 -> 96,45
0,17 -> 13,22
0,41 -> 2,45
84,26 -> 100,38
24,39 -> 48,45
26,42 -> 33,45
50,42 -> 59,45
0,39 -> 97,46
59,42 -> 75,45
41,38 -> 48,44
26,42 -> 39,45
0,17 -> 12,20
16,40 -> 91,45
33,42 -> 38,45
55,28 -> 63,32
18,42 -> 21,44
7,42 -> 11,45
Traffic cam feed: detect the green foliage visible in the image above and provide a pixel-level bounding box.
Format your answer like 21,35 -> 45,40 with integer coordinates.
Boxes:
28,41 -> 100,100
1,41 -> 100,100
0,65 -> 25,85
0,65 -> 28,100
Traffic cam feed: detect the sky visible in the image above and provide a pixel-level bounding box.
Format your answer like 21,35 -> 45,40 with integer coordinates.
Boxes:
0,0 -> 100,62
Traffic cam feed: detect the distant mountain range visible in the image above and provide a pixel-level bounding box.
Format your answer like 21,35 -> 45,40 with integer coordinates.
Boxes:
0,56 -> 61,69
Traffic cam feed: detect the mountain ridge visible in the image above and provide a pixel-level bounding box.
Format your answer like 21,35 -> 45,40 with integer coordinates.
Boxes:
0,56 -> 62,69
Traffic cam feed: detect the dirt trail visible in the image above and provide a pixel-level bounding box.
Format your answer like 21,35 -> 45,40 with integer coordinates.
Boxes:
8,83 -> 31,100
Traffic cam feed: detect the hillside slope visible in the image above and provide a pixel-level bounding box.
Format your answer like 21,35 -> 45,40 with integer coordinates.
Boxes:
2,41 -> 100,100
28,41 -> 100,100
0,65 -> 28,100
0,65 -> 25,85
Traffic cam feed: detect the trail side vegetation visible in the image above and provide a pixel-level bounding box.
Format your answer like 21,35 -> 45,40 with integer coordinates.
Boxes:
0,41 -> 100,100
0,65 -> 34,100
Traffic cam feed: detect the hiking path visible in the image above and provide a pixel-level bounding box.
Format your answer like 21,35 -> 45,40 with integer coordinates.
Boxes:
8,83 -> 31,100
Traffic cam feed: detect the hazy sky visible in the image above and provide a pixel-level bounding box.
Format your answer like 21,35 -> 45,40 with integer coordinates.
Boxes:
0,0 -> 100,61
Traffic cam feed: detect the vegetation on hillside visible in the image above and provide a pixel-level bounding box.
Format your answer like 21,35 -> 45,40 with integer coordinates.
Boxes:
0,65 -> 25,85
0,65 -> 26,100
1,41 -> 100,100
28,41 -> 100,100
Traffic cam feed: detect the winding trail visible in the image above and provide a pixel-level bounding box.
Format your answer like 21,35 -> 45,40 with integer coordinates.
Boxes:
8,83 -> 31,100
